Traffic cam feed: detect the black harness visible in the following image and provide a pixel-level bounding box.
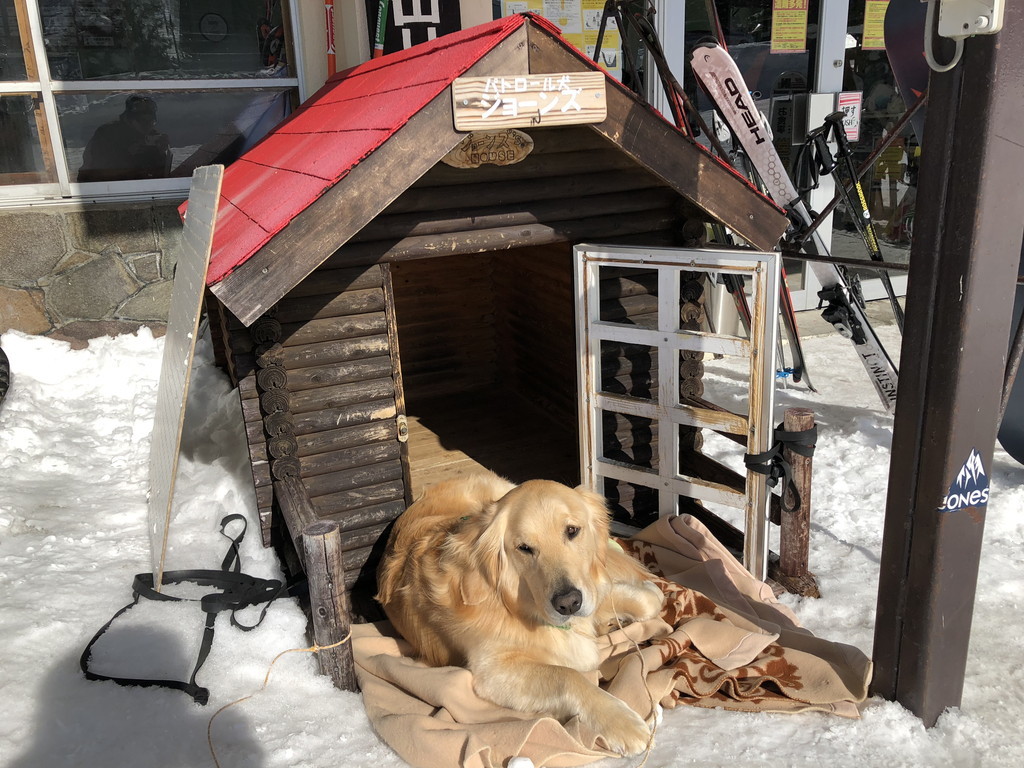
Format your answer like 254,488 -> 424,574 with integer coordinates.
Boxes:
744,423 -> 818,513
80,514 -> 291,705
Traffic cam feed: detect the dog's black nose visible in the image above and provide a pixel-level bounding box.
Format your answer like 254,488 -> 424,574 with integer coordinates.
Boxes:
551,587 -> 583,616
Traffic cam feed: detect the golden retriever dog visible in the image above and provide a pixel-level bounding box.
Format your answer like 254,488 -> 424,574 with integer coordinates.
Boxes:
376,471 -> 664,756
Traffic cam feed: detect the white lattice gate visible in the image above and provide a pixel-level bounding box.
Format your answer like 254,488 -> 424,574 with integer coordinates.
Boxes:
575,244 -> 780,579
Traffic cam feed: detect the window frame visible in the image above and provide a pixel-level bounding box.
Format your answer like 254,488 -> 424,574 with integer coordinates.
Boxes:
0,0 -> 303,206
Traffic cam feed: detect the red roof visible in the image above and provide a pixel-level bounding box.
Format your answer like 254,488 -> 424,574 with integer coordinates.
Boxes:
196,13 -> 562,286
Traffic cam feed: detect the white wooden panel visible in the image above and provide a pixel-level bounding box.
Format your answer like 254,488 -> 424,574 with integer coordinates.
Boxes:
148,165 -> 223,589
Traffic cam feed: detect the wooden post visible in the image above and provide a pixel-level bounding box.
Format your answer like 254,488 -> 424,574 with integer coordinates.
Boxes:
773,407 -> 820,598
780,408 -> 814,576
302,520 -> 359,692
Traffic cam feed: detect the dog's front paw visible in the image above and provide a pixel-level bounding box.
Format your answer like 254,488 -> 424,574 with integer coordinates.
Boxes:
587,692 -> 652,756
610,580 -> 665,625
635,579 -> 665,620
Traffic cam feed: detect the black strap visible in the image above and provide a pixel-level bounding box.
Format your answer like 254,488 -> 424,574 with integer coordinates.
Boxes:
744,423 -> 818,514
80,514 -> 289,705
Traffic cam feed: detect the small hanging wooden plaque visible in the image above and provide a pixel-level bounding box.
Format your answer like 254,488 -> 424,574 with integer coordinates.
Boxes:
441,129 -> 535,169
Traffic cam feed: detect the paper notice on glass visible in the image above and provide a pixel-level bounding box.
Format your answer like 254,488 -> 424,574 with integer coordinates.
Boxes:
770,0 -> 810,54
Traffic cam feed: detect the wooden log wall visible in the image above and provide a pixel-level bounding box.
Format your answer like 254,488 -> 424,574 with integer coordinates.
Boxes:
599,267 -> 711,528
599,266 -> 661,526
323,126 -> 687,271
493,244 -> 577,424
389,254 -> 498,402
212,265 -> 410,597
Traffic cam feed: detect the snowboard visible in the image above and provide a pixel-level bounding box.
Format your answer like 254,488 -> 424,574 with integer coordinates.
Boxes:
0,343 -> 9,409
884,0 -> 929,139
998,244 -> 1024,465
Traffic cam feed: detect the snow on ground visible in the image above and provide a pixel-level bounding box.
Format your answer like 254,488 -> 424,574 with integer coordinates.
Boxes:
0,322 -> 1021,768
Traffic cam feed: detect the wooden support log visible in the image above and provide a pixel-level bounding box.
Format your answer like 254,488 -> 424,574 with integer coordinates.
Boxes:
279,335 -> 391,370
305,460 -> 405,498
285,356 -> 393,392
291,398 -> 398,436
279,265 -> 382,301
299,440 -> 402,480
775,407 -> 820,598
386,168 -> 663,216
324,209 -> 678,268
351,188 -> 678,243
296,420 -> 398,458
289,377 -> 395,416
301,520 -> 359,692
274,287 -> 386,324
311,479 -> 407,517
274,474 -> 319,568
279,314 -> 389,348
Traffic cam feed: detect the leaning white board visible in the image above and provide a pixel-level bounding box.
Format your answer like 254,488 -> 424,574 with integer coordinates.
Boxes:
148,164 -> 223,589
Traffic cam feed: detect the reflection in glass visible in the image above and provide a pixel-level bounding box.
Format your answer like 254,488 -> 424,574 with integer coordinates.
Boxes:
0,94 -> 48,179
40,0 -> 289,80
834,2 -> 917,265
58,89 -> 290,183
1,0 -> 29,80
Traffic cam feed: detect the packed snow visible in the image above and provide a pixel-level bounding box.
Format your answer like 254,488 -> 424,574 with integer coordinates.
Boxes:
0,321 -> 1021,768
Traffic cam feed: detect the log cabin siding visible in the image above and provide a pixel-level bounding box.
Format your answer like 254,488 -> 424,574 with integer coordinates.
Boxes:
213,265 -> 408,561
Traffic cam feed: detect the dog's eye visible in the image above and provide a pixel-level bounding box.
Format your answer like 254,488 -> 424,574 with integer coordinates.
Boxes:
566,526 -> 580,540
516,543 -> 534,555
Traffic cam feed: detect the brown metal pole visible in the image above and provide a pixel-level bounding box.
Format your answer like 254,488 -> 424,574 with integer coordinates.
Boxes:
871,7 -> 1024,726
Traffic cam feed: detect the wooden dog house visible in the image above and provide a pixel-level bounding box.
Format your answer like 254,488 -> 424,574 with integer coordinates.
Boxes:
197,13 -> 788,621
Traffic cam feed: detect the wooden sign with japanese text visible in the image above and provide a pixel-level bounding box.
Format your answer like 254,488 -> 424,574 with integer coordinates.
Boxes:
441,129 -> 535,168
452,72 -> 606,131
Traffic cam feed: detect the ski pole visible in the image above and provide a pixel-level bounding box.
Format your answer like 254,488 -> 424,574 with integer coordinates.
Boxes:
823,111 -> 906,332
797,92 -> 927,246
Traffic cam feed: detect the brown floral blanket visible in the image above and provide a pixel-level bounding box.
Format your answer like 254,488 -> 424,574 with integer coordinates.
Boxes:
351,514 -> 872,768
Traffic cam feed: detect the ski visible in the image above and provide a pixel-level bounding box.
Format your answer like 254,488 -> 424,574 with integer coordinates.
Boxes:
0,343 -> 9,410
729,151 -> 813,389
690,41 -> 899,412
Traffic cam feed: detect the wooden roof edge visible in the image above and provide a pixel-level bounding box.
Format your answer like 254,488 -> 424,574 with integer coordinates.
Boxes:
524,22 -> 788,251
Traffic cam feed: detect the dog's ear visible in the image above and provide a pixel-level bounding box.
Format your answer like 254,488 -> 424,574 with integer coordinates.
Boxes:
573,485 -> 612,535
458,500 -> 511,605
574,484 -> 613,564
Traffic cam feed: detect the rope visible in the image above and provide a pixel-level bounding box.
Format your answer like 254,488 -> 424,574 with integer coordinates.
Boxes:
609,591 -> 658,768
207,633 -> 352,768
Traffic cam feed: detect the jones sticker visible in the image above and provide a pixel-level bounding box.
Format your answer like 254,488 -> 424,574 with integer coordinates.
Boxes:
939,448 -> 990,512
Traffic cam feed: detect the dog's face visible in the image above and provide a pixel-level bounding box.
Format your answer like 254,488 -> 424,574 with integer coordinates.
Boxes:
470,480 -> 612,627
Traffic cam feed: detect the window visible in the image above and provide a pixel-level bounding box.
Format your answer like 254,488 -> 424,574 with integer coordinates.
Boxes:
0,0 -> 300,204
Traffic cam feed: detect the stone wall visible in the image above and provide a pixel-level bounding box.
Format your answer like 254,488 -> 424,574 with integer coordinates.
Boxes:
0,201 -> 184,348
